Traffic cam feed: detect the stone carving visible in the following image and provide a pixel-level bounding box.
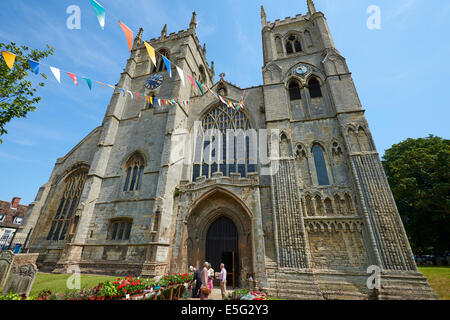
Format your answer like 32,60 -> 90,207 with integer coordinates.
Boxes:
2,264 -> 38,296
0,250 -> 14,291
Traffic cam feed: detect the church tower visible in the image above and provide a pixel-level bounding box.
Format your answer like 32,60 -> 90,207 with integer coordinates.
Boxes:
259,0 -> 437,299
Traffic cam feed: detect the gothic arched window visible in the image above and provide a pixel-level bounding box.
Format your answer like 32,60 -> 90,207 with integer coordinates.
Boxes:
312,144 -> 330,186
286,35 -> 302,54
193,103 -> 254,181
288,80 -> 302,101
47,169 -> 88,241
275,36 -> 283,56
124,153 -> 145,192
308,78 -> 322,98
152,49 -> 170,73
199,65 -> 207,83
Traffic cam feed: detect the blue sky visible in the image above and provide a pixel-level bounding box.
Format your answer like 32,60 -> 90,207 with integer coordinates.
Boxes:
0,0 -> 449,205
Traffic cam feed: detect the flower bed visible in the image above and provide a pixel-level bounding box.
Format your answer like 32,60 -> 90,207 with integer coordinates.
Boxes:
226,289 -> 268,301
0,273 -> 194,301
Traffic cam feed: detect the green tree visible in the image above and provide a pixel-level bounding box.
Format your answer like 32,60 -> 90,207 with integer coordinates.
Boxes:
382,135 -> 450,254
0,42 -> 54,143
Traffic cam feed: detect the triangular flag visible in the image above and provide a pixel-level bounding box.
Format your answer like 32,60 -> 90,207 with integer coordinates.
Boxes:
144,42 -> 157,67
158,99 -> 161,107
127,90 -> 133,98
149,97 -> 153,105
118,21 -> 133,52
67,72 -> 78,85
89,0 -> 106,30
28,60 -> 40,75
145,96 -> 149,103
134,92 -> 141,101
96,81 -> 106,89
83,78 -> 92,90
195,81 -> 204,95
119,88 -> 125,96
176,66 -> 185,87
50,67 -> 61,83
187,74 -> 196,90
2,51 -> 16,70
161,56 -> 171,77
108,84 -> 116,90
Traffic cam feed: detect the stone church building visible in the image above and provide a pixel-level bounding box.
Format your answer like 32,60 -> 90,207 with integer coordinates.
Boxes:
26,1 -> 436,299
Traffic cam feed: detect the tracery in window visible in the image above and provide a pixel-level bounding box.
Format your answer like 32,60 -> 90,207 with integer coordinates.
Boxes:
286,34 -> 302,54
193,103 -> 255,181
47,169 -> 88,241
124,153 -> 145,192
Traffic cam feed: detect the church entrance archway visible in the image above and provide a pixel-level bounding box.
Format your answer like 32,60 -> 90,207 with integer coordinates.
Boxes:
206,216 -> 239,288
183,188 -> 254,289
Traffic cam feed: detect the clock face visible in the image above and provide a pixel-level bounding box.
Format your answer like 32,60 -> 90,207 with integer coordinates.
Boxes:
145,73 -> 164,90
295,65 -> 308,75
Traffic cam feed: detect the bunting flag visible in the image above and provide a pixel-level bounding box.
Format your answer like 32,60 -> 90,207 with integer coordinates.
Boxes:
195,80 -> 204,95
89,0 -> 106,29
149,96 -> 153,105
118,20 -> 133,52
161,56 -> 171,77
144,42 -> 157,67
176,66 -> 185,87
96,81 -> 106,89
127,90 -> 133,98
50,66 -> 61,83
134,92 -> 141,101
67,72 -> 78,85
28,60 -> 40,74
187,74 -> 196,91
108,84 -> 116,90
2,51 -> 16,70
119,88 -> 125,95
84,78 -> 92,90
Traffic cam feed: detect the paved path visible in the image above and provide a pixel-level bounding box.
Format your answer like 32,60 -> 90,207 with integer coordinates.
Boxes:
187,288 -> 227,300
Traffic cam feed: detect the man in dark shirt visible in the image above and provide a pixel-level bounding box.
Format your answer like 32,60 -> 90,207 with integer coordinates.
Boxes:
193,267 -> 202,298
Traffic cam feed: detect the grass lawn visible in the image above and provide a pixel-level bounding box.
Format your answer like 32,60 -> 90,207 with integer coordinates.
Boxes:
418,266 -> 450,300
29,273 -> 118,297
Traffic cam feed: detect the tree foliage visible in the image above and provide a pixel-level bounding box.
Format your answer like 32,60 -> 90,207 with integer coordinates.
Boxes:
382,135 -> 450,254
0,42 -> 54,143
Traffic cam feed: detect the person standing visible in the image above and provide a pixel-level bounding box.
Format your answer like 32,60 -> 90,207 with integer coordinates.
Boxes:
207,263 -> 214,291
219,263 -> 227,300
193,266 -> 202,298
200,262 -> 210,300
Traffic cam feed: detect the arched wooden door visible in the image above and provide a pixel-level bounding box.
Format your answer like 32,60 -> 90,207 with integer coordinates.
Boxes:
205,216 -> 239,288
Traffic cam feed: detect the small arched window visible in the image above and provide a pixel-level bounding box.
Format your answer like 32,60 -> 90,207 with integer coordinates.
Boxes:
312,144 -> 330,186
199,65 -> 207,83
308,78 -> 322,98
288,80 -> 302,101
286,35 -> 302,54
124,153 -> 145,192
275,36 -> 283,56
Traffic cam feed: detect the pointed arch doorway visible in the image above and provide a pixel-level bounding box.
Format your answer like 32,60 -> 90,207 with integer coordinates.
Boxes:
206,216 -> 239,288
183,189 -> 254,289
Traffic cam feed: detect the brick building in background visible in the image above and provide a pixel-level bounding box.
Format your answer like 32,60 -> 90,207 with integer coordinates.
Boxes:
0,197 -> 30,252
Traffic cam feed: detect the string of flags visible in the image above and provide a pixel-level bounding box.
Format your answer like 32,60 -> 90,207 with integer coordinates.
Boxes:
86,0 -> 245,110
0,0 -> 247,112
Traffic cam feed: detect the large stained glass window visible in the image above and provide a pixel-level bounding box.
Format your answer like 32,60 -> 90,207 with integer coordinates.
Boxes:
193,103 -> 256,181
47,169 -> 88,241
